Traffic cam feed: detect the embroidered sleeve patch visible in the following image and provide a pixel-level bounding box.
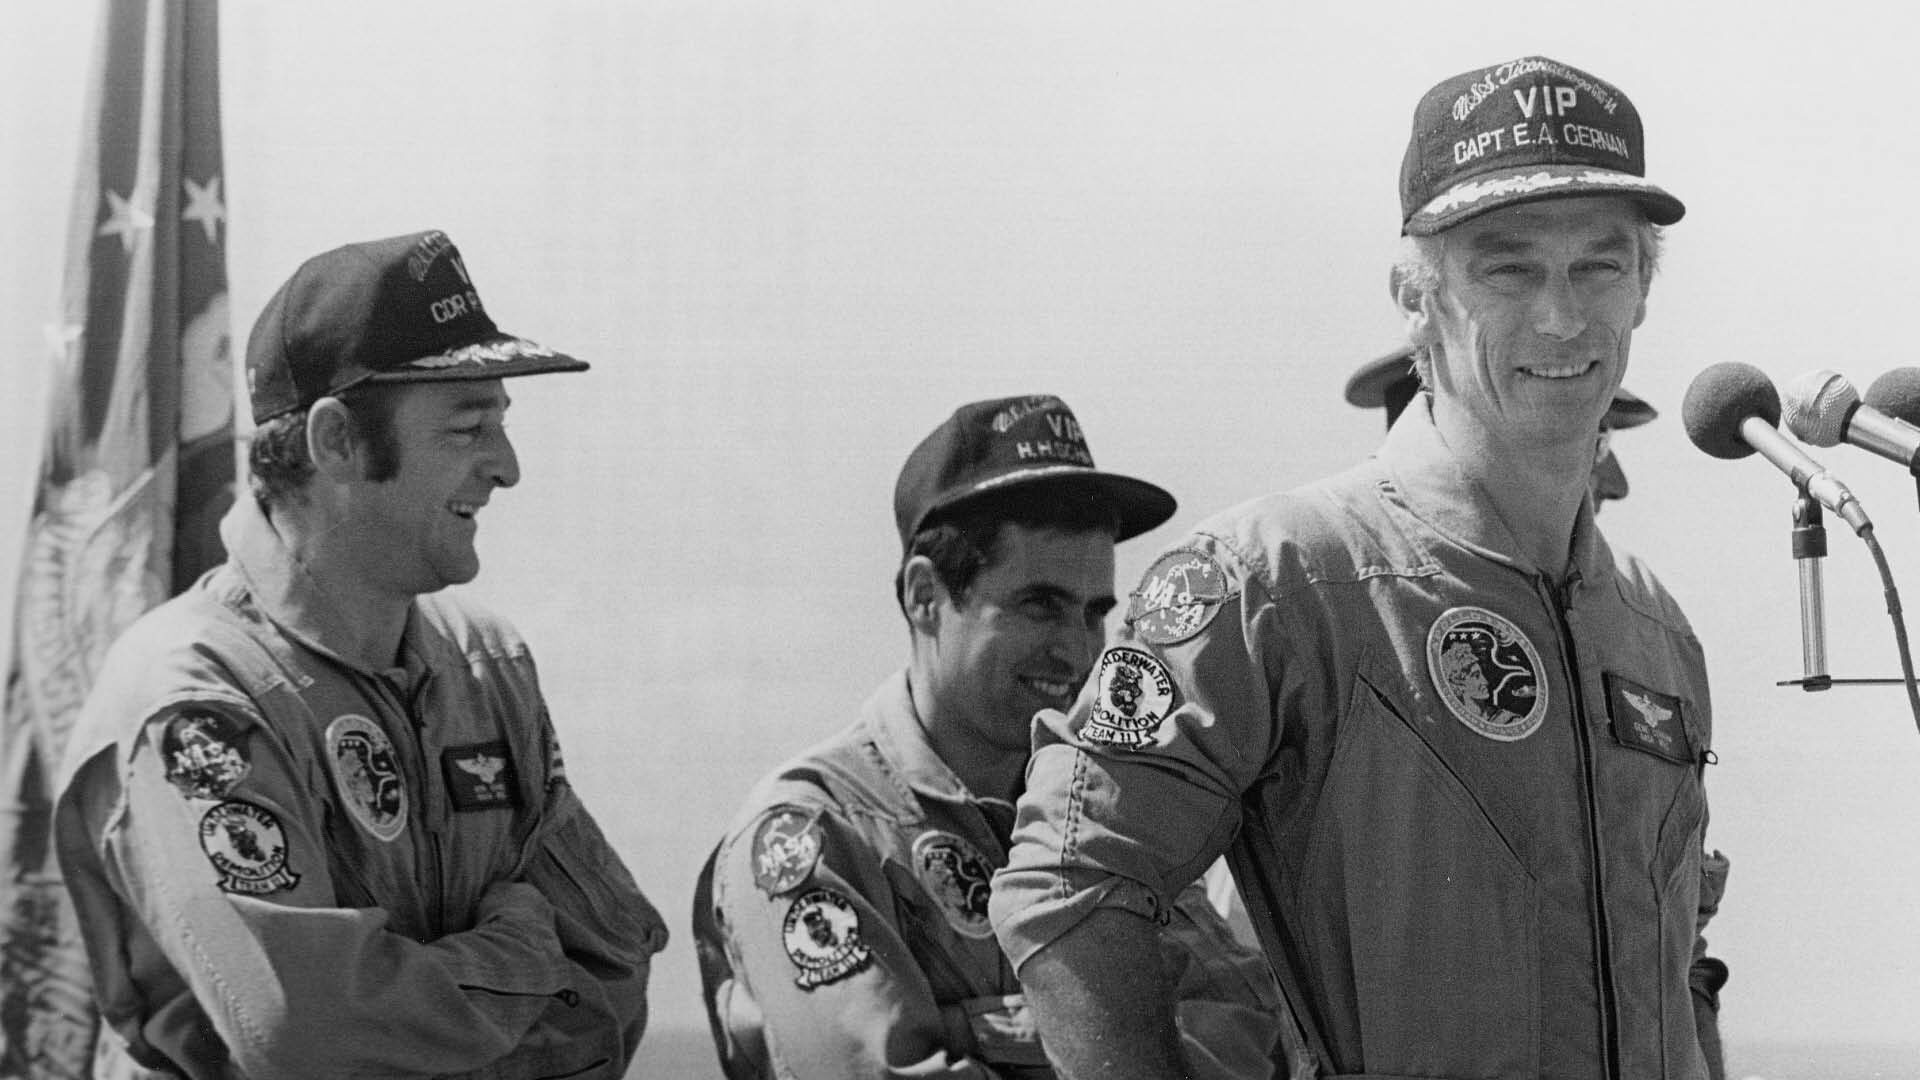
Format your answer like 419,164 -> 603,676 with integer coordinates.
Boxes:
198,800 -> 300,895
325,714 -> 409,841
160,705 -> 253,800
1081,647 -> 1176,750
443,741 -> 521,811
541,718 -> 569,794
782,887 -> 872,990
1604,673 -> 1695,765
1127,548 -> 1235,646
911,830 -> 996,939
751,806 -> 823,896
1425,606 -> 1548,742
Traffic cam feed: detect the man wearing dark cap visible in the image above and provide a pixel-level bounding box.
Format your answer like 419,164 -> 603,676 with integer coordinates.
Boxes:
54,230 -> 667,1079
995,57 -> 1730,1080
695,395 -> 1281,1078
1345,344 -> 1659,510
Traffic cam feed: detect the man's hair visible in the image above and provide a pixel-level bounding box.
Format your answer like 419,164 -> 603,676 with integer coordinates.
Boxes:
247,384 -> 404,506
1393,212 -> 1664,390
894,489 -> 1120,615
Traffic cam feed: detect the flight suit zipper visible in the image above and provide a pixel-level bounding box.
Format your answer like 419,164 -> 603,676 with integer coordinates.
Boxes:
1541,573 -> 1620,1080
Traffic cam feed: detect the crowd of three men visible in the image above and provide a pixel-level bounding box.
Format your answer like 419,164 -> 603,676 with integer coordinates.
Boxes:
54,53 -> 1728,1080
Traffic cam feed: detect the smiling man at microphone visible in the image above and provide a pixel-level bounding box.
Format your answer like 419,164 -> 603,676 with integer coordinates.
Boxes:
994,56 -> 1730,1080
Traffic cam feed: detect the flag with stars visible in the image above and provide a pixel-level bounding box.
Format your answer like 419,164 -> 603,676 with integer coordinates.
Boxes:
0,1 -> 233,1076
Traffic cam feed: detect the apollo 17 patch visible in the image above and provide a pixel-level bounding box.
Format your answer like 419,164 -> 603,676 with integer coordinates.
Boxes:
198,800 -> 300,895
911,830 -> 995,939
782,887 -> 872,990
325,714 -> 408,842
1426,606 -> 1548,742
161,706 -> 251,800
1604,673 -> 1695,765
1081,646 -> 1176,750
752,806 -> 823,896
443,742 -> 520,812
1128,549 -> 1234,646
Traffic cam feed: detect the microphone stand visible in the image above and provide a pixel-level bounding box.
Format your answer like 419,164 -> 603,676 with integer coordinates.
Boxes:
1787,495 -> 1831,692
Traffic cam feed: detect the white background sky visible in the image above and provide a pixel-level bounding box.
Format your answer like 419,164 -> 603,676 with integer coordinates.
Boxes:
6,2 -> 1920,1072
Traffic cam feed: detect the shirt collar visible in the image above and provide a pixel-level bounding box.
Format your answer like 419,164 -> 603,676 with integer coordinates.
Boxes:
219,495 -> 440,677
1376,395 -> 1611,584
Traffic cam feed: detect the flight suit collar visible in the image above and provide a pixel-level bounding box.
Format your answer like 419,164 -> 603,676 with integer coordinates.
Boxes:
1377,397 -> 1612,587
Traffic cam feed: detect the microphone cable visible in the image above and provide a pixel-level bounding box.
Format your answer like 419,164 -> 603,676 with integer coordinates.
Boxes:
1858,525 -> 1920,737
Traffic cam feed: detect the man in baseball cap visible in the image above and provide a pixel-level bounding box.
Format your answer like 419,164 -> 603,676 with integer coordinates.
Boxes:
997,57 -> 1730,1080
56,230 -> 666,1079
694,394 -> 1282,1079
1345,344 -> 1661,511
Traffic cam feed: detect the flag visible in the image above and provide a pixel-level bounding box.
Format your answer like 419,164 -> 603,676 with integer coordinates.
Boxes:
0,1 -> 234,1076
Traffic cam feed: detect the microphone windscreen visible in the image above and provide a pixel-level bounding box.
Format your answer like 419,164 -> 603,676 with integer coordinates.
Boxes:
1864,367 -> 1920,427
1781,369 -> 1857,448
1683,361 -> 1780,460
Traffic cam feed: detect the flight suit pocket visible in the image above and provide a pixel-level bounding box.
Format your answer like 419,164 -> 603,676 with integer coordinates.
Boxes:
1654,773 -> 1707,1077
1298,673 -> 1539,1079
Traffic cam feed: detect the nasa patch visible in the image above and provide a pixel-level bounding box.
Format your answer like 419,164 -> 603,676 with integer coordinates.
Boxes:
782,887 -> 872,990
1605,673 -> 1694,765
751,807 -> 824,896
325,715 -> 408,842
1128,549 -> 1234,646
161,707 -> 251,800
443,742 -> 520,811
198,800 -> 300,895
1425,606 -> 1548,742
911,830 -> 995,939
1082,647 -> 1176,750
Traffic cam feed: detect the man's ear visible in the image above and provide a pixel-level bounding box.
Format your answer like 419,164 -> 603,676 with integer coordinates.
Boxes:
1390,265 -> 1441,348
305,397 -> 362,481
900,556 -> 946,635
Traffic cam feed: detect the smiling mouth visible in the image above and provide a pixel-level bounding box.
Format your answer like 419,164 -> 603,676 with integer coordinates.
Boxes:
1519,360 -> 1595,379
1020,675 -> 1076,703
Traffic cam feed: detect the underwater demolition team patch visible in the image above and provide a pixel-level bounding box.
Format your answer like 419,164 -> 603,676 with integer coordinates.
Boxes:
1081,646 -> 1176,750
198,800 -> 299,895
783,887 -> 871,989
1426,606 -> 1547,742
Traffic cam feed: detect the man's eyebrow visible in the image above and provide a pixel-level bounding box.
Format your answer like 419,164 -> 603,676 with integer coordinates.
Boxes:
446,387 -> 511,413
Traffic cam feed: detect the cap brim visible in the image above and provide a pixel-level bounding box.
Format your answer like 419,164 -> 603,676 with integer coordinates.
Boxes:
933,467 -> 1177,543
1405,164 -> 1685,236
1606,387 -> 1658,430
365,332 -> 589,384
1345,347 -> 1418,408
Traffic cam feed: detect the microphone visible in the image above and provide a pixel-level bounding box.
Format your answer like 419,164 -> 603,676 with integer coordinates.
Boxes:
1865,367 -> 1920,427
1791,496 -> 1831,689
1783,369 -> 1920,475
1682,361 -> 1873,535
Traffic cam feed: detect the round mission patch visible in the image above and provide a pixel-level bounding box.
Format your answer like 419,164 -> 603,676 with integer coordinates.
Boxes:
1128,548 -> 1233,646
1425,606 -> 1548,742
751,807 -> 823,896
198,800 -> 300,895
911,830 -> 995,939
160,706 -> 251,800
782,887 -> 872,990
1081,646 -> 1176,749
325,714 -> 408,842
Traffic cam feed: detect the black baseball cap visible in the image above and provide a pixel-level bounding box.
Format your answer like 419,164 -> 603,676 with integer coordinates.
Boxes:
246,229 -> 587,423
1399,56 -> 1684,236
893,394 -> 1175,549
